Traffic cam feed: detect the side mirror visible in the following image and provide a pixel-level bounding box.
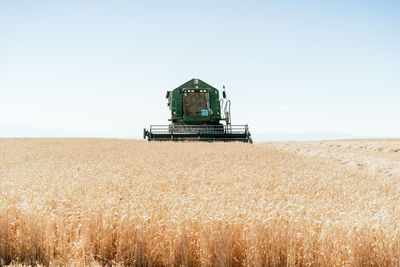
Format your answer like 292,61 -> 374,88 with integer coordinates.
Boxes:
222,86 -> 226,99
166,91 -> 170,98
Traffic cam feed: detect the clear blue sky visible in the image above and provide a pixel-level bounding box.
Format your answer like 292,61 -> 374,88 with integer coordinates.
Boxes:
1,0 -> 399,139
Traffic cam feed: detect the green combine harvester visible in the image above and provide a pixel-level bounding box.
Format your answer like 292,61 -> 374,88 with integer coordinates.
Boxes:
144,78 -> 252,143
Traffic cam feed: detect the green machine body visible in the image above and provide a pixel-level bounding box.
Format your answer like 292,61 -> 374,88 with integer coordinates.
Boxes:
144,78 -> 252,143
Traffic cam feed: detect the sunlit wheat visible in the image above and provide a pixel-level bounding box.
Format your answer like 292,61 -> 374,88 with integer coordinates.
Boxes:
1,138 -> 400,266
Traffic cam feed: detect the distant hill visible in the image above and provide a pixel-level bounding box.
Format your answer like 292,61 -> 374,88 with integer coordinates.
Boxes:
0,122 -> 86,138
252,132 -> 356,142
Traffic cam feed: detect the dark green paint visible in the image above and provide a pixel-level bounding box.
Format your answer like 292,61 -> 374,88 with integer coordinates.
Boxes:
143,78 -> 253,143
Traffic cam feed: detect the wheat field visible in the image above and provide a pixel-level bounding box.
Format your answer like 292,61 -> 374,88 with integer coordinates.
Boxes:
1,138 -> 400,266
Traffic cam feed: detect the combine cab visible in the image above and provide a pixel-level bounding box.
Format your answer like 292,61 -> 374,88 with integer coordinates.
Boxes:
144,78 -> 252,143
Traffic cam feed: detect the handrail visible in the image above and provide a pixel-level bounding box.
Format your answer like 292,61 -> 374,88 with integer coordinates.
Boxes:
149,125 -> 248,134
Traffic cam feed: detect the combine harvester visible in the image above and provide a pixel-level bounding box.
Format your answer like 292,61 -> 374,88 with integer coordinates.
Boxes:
144,78 -> 252,143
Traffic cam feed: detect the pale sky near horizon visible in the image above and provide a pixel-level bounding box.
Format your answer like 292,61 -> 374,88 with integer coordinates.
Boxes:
1,1 -> 399,139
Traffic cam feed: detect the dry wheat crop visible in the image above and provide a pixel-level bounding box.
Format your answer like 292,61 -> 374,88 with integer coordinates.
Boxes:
1,138 -> 400,266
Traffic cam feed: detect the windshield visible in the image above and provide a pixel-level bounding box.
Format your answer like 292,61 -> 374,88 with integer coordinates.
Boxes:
183,92 -> 209,116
